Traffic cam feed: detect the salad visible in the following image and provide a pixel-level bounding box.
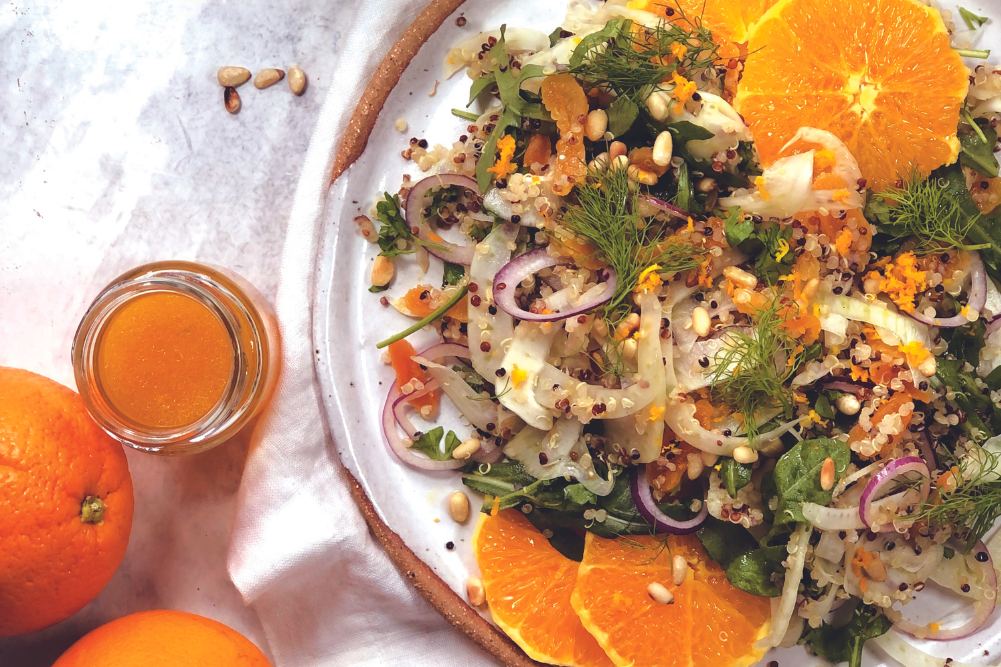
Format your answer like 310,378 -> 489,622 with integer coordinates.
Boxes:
358,0 -> 1001,665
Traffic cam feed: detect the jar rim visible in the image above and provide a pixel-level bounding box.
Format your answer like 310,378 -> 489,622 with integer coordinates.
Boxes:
73,262 -> 273,455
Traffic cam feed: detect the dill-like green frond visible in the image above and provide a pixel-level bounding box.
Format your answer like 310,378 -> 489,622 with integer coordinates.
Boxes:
568,5 -> 722,105
905,447 -> 1001,550
872,176 -> 990,253
707,298 -> 803,441
561,167 -> 708,320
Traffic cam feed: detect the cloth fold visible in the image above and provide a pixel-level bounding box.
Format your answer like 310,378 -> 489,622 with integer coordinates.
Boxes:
226,2 -> 497,664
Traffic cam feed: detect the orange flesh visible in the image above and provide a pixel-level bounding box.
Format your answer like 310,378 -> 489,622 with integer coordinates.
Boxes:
96,292 -> 233,429
387,339 -> 438,412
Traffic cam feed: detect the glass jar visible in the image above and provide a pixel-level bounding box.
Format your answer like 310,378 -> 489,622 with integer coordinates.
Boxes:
73,261 -> 280,455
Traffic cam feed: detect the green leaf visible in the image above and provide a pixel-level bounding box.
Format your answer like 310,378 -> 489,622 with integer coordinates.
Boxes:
736,221 -> 795,286
606,96 -> 639,137
814,393 -> 836,420
476,108 -> 520,192
467,72 -> 497,106
720,457 -> 752,497
802,604 -> 892,667
442,262 -> 465,286
726,545 -> 786,597
565,483 -> 598,505
959,121 -> 1000,178
368,284 -> 390,293
942,318 -> 988,368
452,108 -> 481,121
937,358 -> 1001,436
569,19 -> 627,69
696,517 -> 758,569
723,206 -> 752,247
676,161 -> 691,212
409,427 -> 462,462
548,26 -> 564,48
773,438 -> 851,524
986,365 -> 1001,392
375,192 -> 415,258
666,120 -> 715,143
960,6 -> 989,29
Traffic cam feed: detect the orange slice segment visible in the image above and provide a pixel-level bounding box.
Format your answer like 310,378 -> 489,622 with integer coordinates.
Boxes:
627,0 -> 778,44
735,0 -> 969,190
571,533 -> 771,667
473,510 -> 613,667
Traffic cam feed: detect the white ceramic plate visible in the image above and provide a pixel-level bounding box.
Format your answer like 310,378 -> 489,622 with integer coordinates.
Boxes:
314,1 -> 1001,664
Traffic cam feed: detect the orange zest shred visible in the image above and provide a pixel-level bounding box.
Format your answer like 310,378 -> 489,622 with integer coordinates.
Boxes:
835,229 -> 853,256
635,264 -> 663,293
670,72 -> 697,113
867,252 -> 928,312
510,365 -> 529,389
487,134 -> 518,179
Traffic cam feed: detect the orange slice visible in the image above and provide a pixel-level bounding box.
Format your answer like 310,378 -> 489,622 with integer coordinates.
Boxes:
627,0 -> 778,44
473,510 -> 613,667
735,0 -> 969,190
571,532 -> 771,667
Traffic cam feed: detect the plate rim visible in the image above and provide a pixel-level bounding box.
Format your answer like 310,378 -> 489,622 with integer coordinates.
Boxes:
312,1 -> 539,665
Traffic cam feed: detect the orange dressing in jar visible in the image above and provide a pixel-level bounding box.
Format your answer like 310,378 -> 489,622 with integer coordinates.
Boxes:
96,292 -> 233,429
74,261 -> 280,455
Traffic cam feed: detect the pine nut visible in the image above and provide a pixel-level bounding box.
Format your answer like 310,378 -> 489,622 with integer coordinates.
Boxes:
696,177 -> 717,193
686,453 -> 704,480
585,109 -> 608,142
371,255 -> 395,287
722,266 -> 758,290
802,277 -> 821,301
610,155 -> 630,171
733,445 -> 758,464
918,355 -> 937,377
627,165 -> 659,186
691,306 -> 711,337
646,90 -> 671,122
820,457 -> 836,491
863,556 -> 887,582
589,152 -> 610,173
224,87 -> 241,114
615,313 -> 640,340
647,581 -> 674,604
672,555 -> 689,585
288,65 -> 307,95
653,131 -> 674,166
835,393 -> 861,415
217,66 -> 251,87
254,68 -> 286,89
448,491 -> 470,523
622,338 -> 638,361
466,576 -> 486,606
609,141 -> 627,160
452,437 -> 481,460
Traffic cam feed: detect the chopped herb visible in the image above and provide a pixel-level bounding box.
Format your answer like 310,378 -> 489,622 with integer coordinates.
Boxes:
723,206 -> 753,247
451,108 -> 481,121
957,48 -> 991,58
410,427 -> 463,461
562,167 -> 708,318
376,286 -> 469,349
375,192 -> 415,258
442,261 -> 466,286
960,6 -> 989,29
708,298 -> 805,439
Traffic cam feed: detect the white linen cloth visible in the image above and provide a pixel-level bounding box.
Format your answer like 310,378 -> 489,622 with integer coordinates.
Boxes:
225,2 -> 498,665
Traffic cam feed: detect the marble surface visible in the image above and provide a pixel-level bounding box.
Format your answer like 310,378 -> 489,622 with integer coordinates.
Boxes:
0,0 -> 345,663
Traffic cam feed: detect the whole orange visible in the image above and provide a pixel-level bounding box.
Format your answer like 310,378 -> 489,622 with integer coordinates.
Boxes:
0,367 -> 134,637
52,610 -> 273,666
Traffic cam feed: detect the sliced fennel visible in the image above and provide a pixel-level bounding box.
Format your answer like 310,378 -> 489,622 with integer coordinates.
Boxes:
468,223 -> 518,378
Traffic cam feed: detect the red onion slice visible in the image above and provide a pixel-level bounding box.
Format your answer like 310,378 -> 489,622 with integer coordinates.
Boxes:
640,195 -> 690,220
907,251 -> 987,328
859,457 -> 930,532
630,464 -> 708,534
405,174 -> 479,265
382,384 -> 464,471
392,379 -> 441,438
818,379 -> 872,395
492,249 -> 617,322
987,315 -> 1001,336
893,540 -> 997,641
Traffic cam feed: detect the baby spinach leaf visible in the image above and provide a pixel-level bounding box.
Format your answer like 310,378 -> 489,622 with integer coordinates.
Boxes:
607,95 -> 640,137
773,438 -> 850,524
814,393 -> 836,420
696,517 -> 758,569
665,120 -> 715,144
723,206 -> 752,247
410,427 -> 462,462
959,121 -> 1000,178
802,604 -> 892,667
726,545 -> 786,597
720,457 -> 752,497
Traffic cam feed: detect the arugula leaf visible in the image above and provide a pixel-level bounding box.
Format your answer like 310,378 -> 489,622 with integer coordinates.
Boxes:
773,438 -> 851,524
748,222 -> 795,285
960,6 -> 989,29
569,19 -> 627,69
467,72 -> 497,106
666,120 -> 715,144
726,545 -> 786,597
814,393 -> 836,420
606,95 -> 639,137
723,206 -> 752,247
443,262 -> 465,286
375,193 -> 415,258
802,604 -> 892,667
959,121 -> 1000,178
410,427 -> 462,462
720,458 -> 752,497
937,358 -> 1001,437
696,517 -> 758,569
